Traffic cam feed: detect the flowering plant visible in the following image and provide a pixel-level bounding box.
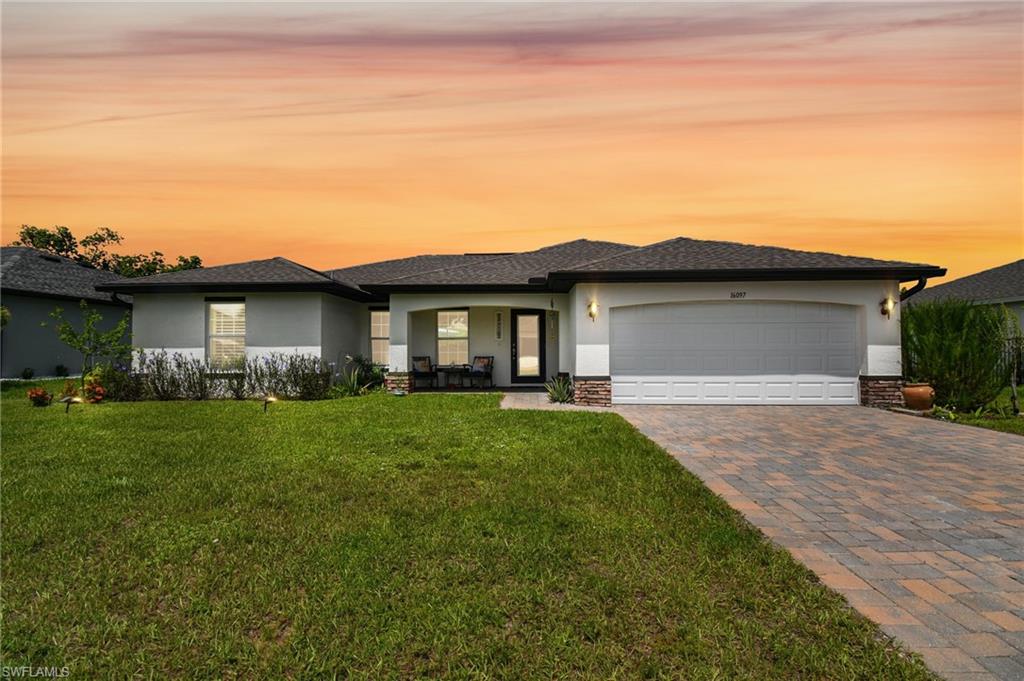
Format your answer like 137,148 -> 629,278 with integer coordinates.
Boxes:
27,387 -> 53,407
84,375 -> 106,403
59,380 -> 79,399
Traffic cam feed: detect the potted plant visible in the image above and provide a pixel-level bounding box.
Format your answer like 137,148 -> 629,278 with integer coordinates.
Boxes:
902,381 -> 935,411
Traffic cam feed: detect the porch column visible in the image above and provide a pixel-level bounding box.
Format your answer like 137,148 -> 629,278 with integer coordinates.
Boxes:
384,301 -> 412,392
557,307 -> 572,374
387,304 -> 410,372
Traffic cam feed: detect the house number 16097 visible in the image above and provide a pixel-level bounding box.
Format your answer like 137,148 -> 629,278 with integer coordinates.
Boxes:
730,291 -> 747,299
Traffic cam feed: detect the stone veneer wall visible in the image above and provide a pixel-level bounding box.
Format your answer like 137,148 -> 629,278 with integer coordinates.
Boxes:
860,376 -> 904,409
574,376 -> 611,407
385,372 -> 413,393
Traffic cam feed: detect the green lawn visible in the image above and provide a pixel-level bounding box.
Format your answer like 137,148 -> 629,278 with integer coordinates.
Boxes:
1,387 -> 933,679
955,387 -> 1024,436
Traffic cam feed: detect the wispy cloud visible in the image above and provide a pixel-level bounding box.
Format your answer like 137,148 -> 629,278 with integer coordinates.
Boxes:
2,2 -> 1020,279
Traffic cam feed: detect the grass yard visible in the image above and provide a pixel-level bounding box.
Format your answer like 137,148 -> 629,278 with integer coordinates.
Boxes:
1,387 -> 933,679
954,387 -> 1024,436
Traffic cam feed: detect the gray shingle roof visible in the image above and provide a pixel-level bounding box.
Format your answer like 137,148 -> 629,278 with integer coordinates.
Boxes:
328,254 -> 506,286
561,236 -> 936,274
97,256 -> 368,299
93,236 -> 945,295
371,240 -> 635,286
908,259 -> 1024,304
1,247 -> 128,304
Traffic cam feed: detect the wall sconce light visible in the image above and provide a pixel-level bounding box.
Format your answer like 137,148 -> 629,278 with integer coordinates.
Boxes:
60,396 -> 82,414
263,395 -> 278,412
587,300 -> 599,322
880,296 -> 895,319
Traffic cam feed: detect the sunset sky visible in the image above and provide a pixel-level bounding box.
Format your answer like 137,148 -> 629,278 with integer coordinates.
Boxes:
2,2 -> 1021,280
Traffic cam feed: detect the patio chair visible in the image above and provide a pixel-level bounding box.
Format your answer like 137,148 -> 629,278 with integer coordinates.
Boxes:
466,355 -> 494,389
411,356 -> 437,388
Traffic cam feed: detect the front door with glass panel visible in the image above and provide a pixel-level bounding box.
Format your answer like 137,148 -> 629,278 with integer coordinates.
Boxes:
511,309 -> 545,383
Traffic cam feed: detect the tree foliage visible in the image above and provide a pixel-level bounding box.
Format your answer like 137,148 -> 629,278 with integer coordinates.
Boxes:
47,301 -> 132,385
902,298 -> 1014,411
0,306 -> 10,330
12,225 -> 201,278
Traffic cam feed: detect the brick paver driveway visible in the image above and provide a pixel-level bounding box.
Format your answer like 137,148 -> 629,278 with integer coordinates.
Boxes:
616,406 -> 1024,680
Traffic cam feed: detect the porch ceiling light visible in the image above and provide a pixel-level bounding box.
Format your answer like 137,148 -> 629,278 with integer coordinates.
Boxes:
587,300 -> 599,322
880,296 -> 895,319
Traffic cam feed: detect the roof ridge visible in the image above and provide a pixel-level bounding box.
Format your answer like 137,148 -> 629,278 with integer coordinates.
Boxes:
271,256 -> 335,282
556,237 -> 679,271
326,252 -> 471,276
368,238 -> 630,285
564,235 -> 934,271
373,251 -> 519,284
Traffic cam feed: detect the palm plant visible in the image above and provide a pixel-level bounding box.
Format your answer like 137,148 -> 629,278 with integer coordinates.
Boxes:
902,299 -> 1014,411
544,375 -> 575,404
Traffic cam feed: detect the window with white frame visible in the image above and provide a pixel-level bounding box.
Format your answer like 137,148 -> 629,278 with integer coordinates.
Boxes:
208,301 -> 246,369
437,309 -> 469,365
370,310 -> 390,365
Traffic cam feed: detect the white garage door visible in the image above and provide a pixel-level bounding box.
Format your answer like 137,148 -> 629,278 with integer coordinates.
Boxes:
610,301 -> 860,404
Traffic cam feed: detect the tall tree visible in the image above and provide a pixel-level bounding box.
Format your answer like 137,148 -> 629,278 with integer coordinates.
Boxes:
11,225 -> 202,278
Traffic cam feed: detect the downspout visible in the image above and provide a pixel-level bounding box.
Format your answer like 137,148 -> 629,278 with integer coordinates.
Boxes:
900,278 -> 927,302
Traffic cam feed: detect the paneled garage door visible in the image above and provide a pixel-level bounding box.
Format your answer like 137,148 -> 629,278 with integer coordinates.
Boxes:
610,301 -> 860,404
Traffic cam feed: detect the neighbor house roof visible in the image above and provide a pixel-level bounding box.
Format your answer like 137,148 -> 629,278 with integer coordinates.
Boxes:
907,259 -> 1024,304
94,236 -> 946,296
1,246 -> 129,304
97,256 -> 369,300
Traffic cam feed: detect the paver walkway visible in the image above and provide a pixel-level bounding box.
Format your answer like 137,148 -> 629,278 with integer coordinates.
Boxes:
613,406 -> 1024,680
502,394 -> 1024,679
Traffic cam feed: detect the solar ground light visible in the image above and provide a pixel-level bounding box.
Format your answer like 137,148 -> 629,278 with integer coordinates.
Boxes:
263,395 -> 278,412
59,395 -> 83,414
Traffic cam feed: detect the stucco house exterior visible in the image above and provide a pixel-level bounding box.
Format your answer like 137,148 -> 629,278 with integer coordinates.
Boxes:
98,237 -> 945,407
1,246 -> 131,378
906,259 -> 1023,331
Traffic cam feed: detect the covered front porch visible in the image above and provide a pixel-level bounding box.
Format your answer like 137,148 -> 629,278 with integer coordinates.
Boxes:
385,293 -> 572,390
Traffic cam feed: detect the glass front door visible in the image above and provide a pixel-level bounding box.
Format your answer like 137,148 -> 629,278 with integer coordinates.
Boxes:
511,310 -> 545,383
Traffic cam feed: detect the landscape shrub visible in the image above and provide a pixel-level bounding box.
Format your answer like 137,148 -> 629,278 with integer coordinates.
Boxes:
175,354 -> 213,400
26,387 -> 52,407
59,380 -> 79,399
245,354 -> 288,398
84,377 -> 105,403
95,364 -> 144,402
245,353 -> 331,399
545,375 -> 574,403
54,364 -> 69,377
284,354 -> 332,400
902,299 -> 1014,411
138,351 -> 182,401
331,366 -> 369,398
345,354 -> 386,389
81,351 -> 334,402
20,368 -> 34,380
222,358 -> 247,400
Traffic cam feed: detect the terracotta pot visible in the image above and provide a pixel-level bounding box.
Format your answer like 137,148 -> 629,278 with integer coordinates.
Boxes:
902,383 -> 935,411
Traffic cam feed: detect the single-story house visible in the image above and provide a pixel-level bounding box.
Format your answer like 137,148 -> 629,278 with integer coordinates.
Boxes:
97,237 -> 945,407
905,259 -> 1023,331
1,246 -> 131,378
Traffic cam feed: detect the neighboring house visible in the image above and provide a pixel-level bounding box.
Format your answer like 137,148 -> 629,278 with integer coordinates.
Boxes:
906,259 -> 1024,331
97,237 -> 944,407
1,246 -> 131,378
